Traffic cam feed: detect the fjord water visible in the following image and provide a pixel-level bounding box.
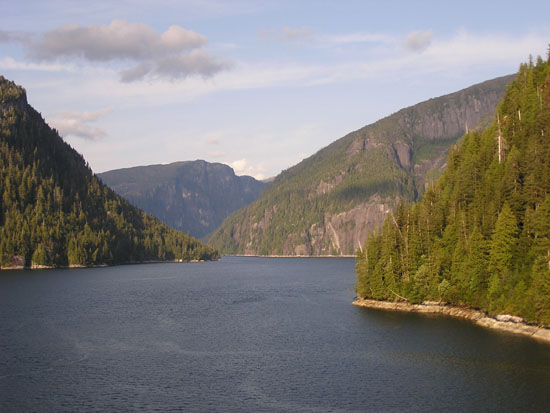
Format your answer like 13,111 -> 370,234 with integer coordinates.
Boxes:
1,257 -> 550,412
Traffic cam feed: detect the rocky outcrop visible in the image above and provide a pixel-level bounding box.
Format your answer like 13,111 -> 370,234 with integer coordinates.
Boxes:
353,298 -> 550,343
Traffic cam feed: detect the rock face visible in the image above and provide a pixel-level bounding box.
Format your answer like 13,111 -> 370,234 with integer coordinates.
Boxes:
99,161 -> 269,240
209,74 -> 514,255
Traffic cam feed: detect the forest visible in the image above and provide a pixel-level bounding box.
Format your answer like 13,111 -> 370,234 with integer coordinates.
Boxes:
356,55 -> 550,325
0,76 -> 219,268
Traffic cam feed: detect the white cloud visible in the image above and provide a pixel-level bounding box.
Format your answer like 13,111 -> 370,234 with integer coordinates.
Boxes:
48,109 -> 111,141
229,158 -> 265,179
404,30 -> 433,52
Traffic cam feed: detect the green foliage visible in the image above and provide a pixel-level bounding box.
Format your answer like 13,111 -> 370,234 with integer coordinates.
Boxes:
0,76 -> 219,268
356,58 -> 550,325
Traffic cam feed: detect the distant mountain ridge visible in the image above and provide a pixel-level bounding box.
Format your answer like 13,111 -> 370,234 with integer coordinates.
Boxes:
99,161 -> 269,240
209,74 -> 515,256
0,75 -> 218,268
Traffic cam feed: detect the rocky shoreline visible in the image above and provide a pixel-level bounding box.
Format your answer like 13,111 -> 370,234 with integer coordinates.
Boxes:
353,298 -> 550,344
231,254 -> 356,258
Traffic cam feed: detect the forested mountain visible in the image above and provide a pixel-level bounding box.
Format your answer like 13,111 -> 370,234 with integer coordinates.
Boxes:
0,76 -> 218,269
99,161 -> 268,240
209,75 -> 514,256
356,56 -> 550,325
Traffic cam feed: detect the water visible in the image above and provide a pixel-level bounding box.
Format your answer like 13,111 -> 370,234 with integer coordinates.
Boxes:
1,257 -> 550,412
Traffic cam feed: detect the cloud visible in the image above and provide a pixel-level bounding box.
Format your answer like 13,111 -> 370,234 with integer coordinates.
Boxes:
321,32 -> 393,45
259,26 -> 312,42
58,108 -> 112,121
208,151 -> 225,158
120,49 -> 230,82
29,20 -> 206,61
0,56 -> 77,72
22,20 -> 229,82
0,30 -> 12,42
0,30 -> 30,44
229,158 -> 265,179
280,26 -> 312,41
48,109 -> 111,141
404,30 -> 433,52
206,138 -> 221,145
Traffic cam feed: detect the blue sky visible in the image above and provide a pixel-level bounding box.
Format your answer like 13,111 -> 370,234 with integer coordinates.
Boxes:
1,0 -> 549,179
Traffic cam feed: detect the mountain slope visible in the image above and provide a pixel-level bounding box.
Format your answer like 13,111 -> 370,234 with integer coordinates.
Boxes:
0,76 -> 218,268
356,56 -> 550,325
98,161 -> 268,240
209,74 -> 514,256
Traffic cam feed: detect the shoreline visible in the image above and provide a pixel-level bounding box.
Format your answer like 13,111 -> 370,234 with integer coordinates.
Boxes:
224,254 -> 356,258
0,258 -> 219,271
353,298 -> 550,344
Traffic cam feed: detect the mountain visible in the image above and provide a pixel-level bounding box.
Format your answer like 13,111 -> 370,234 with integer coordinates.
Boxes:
0,76 -> 218,269
98,161 -> 269,240
356,56 -> 550,325
209,74 -> 514,256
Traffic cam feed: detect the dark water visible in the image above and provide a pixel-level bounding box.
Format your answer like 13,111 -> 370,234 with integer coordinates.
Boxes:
1,257 -> 550,412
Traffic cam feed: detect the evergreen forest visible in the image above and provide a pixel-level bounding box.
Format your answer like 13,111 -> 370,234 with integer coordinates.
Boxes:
356,56 -> 550,325
0,76 -> 219,268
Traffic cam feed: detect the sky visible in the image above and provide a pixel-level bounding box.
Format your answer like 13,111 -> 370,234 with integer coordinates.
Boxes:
1,0 -> 549,179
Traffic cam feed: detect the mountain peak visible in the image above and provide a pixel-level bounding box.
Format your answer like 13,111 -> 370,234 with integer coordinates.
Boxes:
0,76 -> 27,108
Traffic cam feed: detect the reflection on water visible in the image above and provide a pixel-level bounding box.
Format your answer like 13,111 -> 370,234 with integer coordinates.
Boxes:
1,257 -> 550,412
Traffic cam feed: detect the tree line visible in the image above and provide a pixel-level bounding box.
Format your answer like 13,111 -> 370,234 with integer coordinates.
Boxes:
356,55 -> 550,325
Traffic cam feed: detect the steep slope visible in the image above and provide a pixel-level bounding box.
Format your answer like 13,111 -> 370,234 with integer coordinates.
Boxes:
210,74 -> 514,256
356,56 -> 550,325
99,161 -> 268,240
0,76 -> 218,269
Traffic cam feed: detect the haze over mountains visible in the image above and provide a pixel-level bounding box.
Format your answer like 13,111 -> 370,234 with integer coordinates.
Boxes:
99,161 -> 269,240
209,74 -> 515,256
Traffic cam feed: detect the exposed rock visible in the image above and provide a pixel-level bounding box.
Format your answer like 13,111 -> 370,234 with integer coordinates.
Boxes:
392,141 -> 412,168
353,298 -> 550,344
496,314 -> 524,323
